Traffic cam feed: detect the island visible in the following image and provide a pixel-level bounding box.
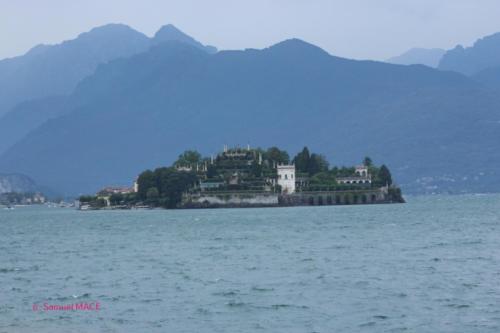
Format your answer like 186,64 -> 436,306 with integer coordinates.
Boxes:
78,146 -> 404,210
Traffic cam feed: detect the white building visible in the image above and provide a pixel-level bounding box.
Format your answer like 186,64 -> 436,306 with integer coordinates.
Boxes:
337,165 -> 372,185
355,165 -> 369,177
277,164 -> 296,194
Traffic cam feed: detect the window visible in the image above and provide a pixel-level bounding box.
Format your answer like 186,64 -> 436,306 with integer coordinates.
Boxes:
285,174 -> 288,180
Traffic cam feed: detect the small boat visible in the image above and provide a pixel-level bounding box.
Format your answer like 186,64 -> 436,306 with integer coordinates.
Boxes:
79,204 -> 91,210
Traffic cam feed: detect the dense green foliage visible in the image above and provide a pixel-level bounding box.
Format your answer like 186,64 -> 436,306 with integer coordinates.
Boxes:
264,147 -> 290,165
378,165 -> 393,186
293,147 -> 329,176
305,158 -> 395,191
136,167 -> 198,208
79,195 -> 107,208
174,150 -> 202,167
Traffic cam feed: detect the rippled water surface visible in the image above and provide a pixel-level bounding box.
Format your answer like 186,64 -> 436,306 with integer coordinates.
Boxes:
1,195 -> 500,333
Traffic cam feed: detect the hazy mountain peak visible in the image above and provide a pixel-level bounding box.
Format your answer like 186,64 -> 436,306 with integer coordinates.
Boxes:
153,24 -> 217,53
270,38 -> 317,48
154,24 -> 185,39
74,23 -> 148,43
266,38 -> 330,56
86,23 -> 135,33
387,48 -> 446,68
0,23 -> 151,118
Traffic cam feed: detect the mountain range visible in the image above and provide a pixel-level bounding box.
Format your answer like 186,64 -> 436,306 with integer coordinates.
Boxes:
0,24 -> 216,154
388,33 -> 500,89
1,25 -> 500,196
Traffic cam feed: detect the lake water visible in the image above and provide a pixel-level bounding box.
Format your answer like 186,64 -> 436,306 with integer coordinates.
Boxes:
1,195 -> 499,333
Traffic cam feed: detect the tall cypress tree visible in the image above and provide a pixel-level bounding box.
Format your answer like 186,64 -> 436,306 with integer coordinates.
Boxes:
379,165 -> 392,186
293,147 -> 310,173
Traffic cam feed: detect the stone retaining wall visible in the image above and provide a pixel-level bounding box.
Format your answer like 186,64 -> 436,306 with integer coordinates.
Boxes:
181,187 -> 399,209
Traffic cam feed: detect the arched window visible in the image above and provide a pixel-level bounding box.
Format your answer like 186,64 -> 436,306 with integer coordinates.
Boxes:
285,174 -> 288,180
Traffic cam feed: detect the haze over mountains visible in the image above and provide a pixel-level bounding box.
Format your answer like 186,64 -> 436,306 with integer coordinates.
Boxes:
0,24 -> 147,118
438,32 -> 500,89
1,24 -> 500,196
0,174 -> 37,195
0,24 -> 216,155
389,32 -> 500,89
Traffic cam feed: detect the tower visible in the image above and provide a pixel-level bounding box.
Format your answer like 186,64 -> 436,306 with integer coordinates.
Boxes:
277,164 -> 296,194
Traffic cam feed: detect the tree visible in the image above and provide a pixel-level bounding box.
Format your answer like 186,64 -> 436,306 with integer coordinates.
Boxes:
160,169 -> 198,208
265,147 -> 290,165
95,198 -> 107,208
175,150 -> 202,167
379,165 -> 393,186
154,167 -> 174,197
140,166 -> 199,208
109,193 -> 124,206
251,161 -> 263,177
146,187 -> 160,200
137,170 -> 155,200
293,147 -> 310,173
308,153 -> 329,175
79,195 -> 96,203
206,164 -> 217,178
363,156 -> 373,167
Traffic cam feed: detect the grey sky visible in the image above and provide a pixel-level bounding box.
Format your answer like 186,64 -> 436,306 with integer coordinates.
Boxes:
2,0 -> 500,61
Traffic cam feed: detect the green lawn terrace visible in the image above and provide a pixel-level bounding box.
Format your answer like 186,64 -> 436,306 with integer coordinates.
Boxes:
192,145 -> 282,193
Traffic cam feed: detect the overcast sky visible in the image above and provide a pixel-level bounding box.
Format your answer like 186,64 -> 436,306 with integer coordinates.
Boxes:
2,0 -> 500,61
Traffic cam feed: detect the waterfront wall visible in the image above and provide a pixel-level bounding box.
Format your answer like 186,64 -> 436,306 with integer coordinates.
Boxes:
279,188 -> 391,206
181,187 -> 400,209
182,192 -> 279,208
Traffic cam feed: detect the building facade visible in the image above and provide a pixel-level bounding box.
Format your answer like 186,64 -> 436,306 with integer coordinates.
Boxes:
337,165 -> 372,185
277,164 -> 296,194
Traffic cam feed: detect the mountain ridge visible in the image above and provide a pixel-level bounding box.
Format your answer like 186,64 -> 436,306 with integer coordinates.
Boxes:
0,23 -> 216,116
438,32 -> 500,75
387,48 -> 446,68
0,23 -> 217,155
